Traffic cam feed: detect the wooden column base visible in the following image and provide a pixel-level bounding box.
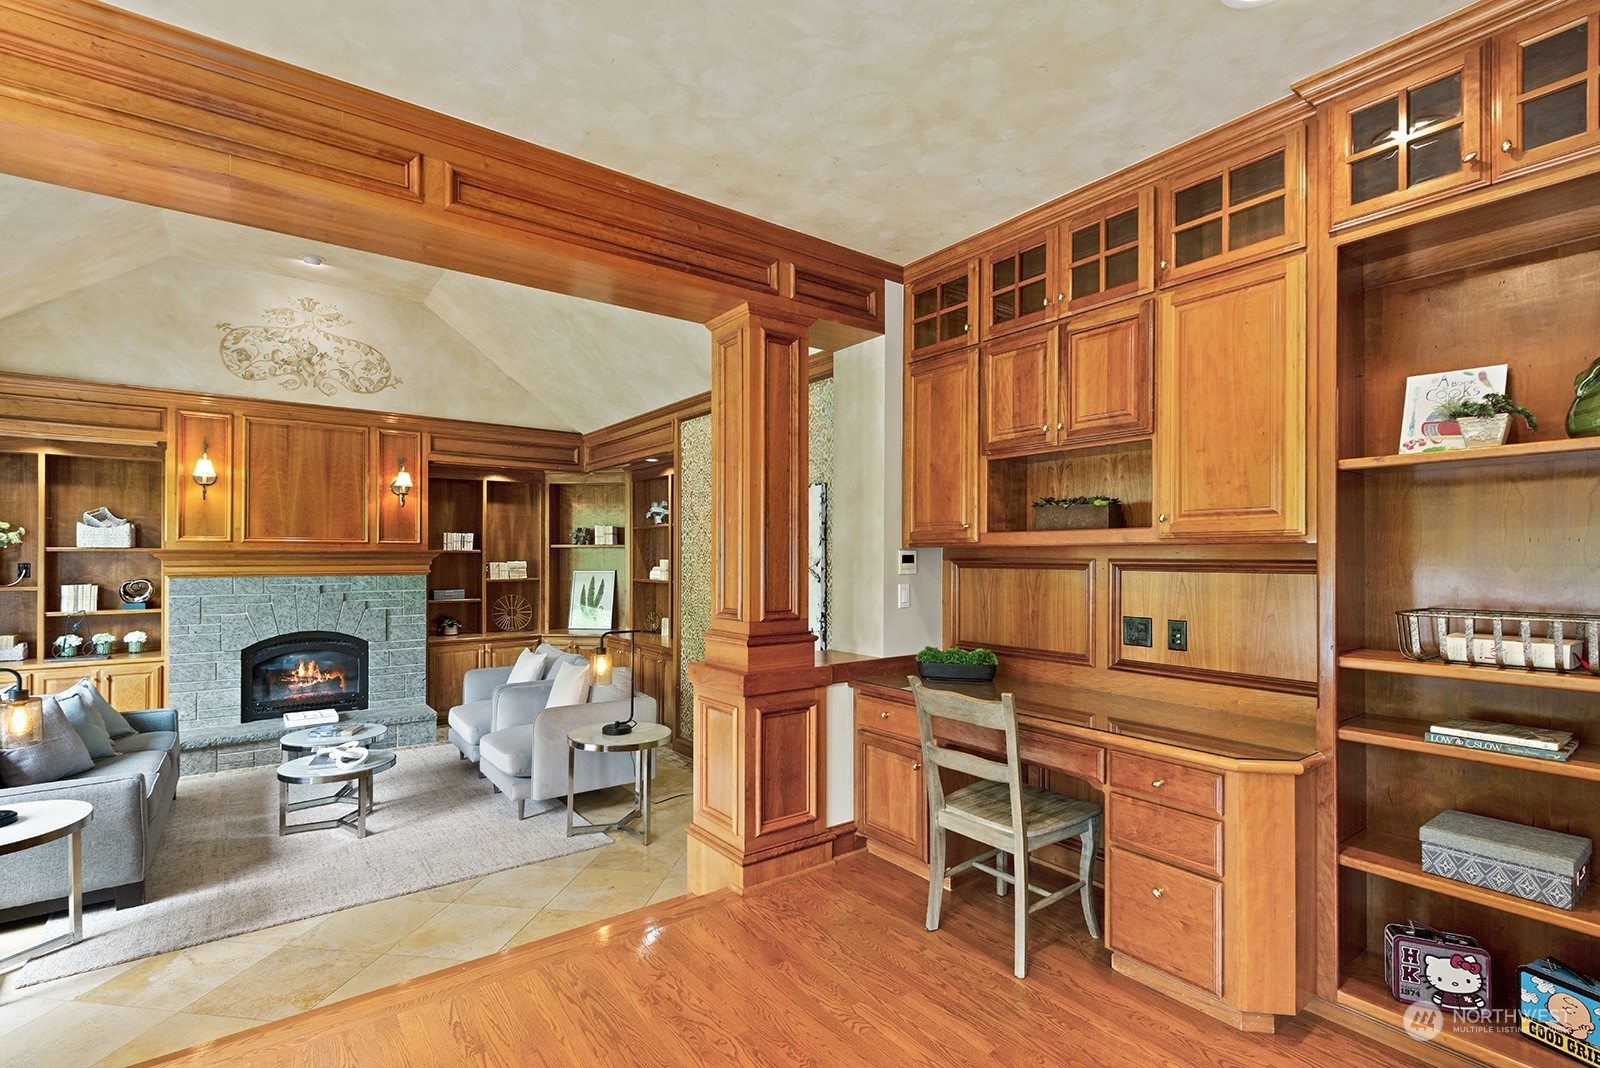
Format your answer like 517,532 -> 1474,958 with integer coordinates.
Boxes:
1111,953 -> 1281,1034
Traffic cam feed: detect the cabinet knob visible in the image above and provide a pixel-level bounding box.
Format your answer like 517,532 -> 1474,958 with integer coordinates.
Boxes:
1159,259 -> 1168,269
1501,139 -> 1515,153
963,324 -> 970,332
1151,887 -> 1166,899
1041,424 -> 1048,432
961,522 -> 971,530
1057,293 -> 1065,302
880,710 -> 890,720
1151,778 -> 1165,788
912,762 -> 922,771
1056,422 -> 1063,430
1461,151 -> 1479,164
1157,513 -> 1168,523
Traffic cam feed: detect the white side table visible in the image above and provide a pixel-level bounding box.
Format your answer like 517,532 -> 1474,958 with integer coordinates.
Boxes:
0,800 -> 94,972
566,722 -> 671,844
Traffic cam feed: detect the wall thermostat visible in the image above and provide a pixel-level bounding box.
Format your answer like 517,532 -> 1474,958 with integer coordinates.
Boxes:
898,550 -> 917,575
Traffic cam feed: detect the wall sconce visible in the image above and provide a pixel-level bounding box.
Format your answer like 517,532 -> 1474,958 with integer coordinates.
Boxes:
0,668 -> 43,748
192,442 -> 218,500
390,460 -> 413,508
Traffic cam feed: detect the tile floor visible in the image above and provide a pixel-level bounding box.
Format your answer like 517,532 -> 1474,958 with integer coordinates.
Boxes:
0,742 -> 695,1068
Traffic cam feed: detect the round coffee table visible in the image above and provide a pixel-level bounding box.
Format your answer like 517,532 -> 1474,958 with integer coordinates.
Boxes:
0,800 -> 94,971
280,721 -> 387,756
565,722 -> 671,844
276,749 -> 397,838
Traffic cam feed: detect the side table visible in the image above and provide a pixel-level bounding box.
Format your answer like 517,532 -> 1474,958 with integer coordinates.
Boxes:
276,749 -> 397,838
0,800 -> 94,972
566,722 -> 671,844
280,721 -> 388,758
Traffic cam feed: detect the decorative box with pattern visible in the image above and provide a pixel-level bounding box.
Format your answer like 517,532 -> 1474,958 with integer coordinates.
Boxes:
1420,810 -> 1592,911
1384,921 -> 1492,1012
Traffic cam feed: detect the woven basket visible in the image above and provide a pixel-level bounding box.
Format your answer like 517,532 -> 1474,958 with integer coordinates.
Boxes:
76,520 -> 134,547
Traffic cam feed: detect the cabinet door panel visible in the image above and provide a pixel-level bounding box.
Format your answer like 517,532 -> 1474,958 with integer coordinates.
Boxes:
1108,847 -> 1223,995
1493,5 -> 1600,178
102,664 -> 164,712
1109,793 -> 1223,877
904,349 -> 979,545
981,328 -> 1054,455
856,729 -> 928,862
1156,257 -> 1305,538
1061,299 -> 1154,445
426,642 -> 484,721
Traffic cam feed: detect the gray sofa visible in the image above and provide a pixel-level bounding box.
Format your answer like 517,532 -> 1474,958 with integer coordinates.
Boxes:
0,708 -> 180,922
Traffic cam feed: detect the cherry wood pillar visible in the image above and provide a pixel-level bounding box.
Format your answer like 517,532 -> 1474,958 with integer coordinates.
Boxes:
687,303 -> 832,893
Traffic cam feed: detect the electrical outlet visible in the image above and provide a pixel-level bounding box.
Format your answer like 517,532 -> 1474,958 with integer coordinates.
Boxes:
16,562 -> 28,579
1167,619 -> 1188,652
1122,615 -> 1153,647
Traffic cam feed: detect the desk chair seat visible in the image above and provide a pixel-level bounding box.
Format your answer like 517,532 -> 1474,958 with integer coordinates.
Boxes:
910,677 -> 1101,978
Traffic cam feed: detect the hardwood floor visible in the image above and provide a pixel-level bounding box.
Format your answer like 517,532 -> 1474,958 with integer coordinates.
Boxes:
141,852 -> 1431,1067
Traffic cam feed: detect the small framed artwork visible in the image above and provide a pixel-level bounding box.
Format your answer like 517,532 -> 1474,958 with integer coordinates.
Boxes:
567,569 -> 616,631
1398,364 -> 1508,454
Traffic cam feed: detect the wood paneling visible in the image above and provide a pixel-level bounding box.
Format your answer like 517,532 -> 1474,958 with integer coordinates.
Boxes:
949,561 -> 1092,662
426,429 -> 581,471
174,410 -> 231,542
695,695 -> 740,836
1111,561 -> 1317,693
375,428 -> 422,545
243,418 -> 368,543
0,380 -> 166,444
756,698 -> 818,835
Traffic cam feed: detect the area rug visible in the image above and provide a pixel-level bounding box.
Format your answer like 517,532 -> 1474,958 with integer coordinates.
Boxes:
18,743 -> 607,986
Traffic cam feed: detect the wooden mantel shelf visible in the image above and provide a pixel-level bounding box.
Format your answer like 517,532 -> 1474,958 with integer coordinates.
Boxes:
155,549 -> 439,577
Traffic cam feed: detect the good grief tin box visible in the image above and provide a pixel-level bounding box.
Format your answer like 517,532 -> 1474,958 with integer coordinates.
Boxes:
1519,958 -> 1600,1064
1420,811 -> 1593,911
1384,921 -> 1492,1012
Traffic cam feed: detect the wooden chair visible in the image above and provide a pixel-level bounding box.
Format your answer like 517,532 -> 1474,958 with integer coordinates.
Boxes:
908,677 -> 1101,978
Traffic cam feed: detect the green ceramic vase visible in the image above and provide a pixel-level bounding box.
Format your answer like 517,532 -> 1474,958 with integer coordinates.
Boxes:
1568,355 -> 1600,438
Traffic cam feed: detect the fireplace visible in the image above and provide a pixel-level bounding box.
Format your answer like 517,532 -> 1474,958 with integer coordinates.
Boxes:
240,630 -> 369,723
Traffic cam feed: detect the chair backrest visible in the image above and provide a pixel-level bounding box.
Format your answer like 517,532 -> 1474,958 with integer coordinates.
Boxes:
908,677 -> 1024,825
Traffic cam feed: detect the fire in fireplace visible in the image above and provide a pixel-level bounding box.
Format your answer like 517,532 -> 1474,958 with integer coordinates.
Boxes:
240,630 -> 369,723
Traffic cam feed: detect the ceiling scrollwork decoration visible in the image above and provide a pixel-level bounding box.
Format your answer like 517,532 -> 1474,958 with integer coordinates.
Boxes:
216,297 -> 402,397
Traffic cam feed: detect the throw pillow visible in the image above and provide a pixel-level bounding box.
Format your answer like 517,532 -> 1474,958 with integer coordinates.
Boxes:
65,676 -> 136,738
546,658 -> 591,708
0,703 -> 95,787
50,692 -> 116,760
505,647 -> 549,685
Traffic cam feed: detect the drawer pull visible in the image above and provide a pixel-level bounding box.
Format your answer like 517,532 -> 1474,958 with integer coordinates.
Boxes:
880,711 -> 890,720
1151,887 -> 1165,898
1151,778 -> 1165,788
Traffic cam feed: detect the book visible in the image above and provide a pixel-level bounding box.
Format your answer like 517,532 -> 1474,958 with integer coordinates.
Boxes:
1442,633 -> 1582,671
1429,719 -> 1573,750
1424,731 -> 1580,762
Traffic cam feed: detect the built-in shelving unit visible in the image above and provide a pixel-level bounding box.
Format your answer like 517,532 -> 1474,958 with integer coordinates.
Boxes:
545,472 -> 627,633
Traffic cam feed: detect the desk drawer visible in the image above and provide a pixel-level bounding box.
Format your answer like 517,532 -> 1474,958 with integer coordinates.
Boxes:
1109,793 -> 1222,877
1108,847 -> 1222,996
854,693 -> 919,743
1021,733 -> 1105,785
1109,752 -> 1222,815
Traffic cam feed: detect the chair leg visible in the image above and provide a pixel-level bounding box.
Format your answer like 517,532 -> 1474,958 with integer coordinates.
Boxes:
1079,819 -> 1102,940
995,850 -> 1009,897
925,825 -> 947,932
1013,846 -> 1030,979
516,798 -> 527,819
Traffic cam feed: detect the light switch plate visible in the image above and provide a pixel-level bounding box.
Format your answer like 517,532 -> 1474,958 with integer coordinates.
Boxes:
897,582 -> 910,609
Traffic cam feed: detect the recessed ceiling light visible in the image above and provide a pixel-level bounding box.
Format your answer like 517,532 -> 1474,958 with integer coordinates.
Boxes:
300,254 -> 325,266
1220,0 -> 1278,7
643,457 -> 659,463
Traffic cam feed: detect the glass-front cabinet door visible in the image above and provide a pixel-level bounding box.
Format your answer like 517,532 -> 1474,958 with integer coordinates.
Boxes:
1329,50 -> 1486,224
1159,129 -> 1304,284
1494,2 -> 1600,177
1064,189 -> 1153,312
981,230 -> 1056,336
905,262 -> 977,358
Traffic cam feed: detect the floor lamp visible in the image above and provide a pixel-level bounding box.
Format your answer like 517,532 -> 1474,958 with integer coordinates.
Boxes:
593,629 -> 647,736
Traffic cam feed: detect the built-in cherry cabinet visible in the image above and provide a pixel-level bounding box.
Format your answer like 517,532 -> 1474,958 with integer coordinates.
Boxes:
1159,131 -> 1305,285
1064,190 -> 1154,312
1493,1 -> 1600,178
906,263 -> 979,359
980,229 -> 1058,337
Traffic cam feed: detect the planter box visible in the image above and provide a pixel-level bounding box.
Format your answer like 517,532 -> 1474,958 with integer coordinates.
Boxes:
917,662 -> 997,682
1458,414 -> 1511,448
1032,502 -> 1124,530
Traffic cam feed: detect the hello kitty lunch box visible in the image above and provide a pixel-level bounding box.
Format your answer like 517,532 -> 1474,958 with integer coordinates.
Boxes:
1384,921 -> 1492,1013
1520,958 -> 1600,1063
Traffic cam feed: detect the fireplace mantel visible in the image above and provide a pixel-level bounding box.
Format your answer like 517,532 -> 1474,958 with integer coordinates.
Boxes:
155,549 -> 439,578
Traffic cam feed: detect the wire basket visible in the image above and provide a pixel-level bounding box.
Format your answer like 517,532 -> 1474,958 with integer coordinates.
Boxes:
1395,608 -> 1600,675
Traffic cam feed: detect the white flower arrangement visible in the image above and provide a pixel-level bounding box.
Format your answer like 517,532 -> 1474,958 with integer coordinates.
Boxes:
0,520 -> 23,549
53,633 -> 83,650
124,631 -> 148,644
91,632 -> 117,644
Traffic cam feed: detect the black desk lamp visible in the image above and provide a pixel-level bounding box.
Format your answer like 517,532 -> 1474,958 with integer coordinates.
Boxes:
593,629 -> 648,736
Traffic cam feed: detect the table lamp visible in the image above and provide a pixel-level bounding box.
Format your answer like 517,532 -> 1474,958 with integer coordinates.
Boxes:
592,629 -> 648,736
0,667 -> 42,748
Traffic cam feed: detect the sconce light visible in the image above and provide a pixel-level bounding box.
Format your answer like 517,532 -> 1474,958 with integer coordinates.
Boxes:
0,668 -> 43,749
192,442 -> 218,500
390,459 -> 413,508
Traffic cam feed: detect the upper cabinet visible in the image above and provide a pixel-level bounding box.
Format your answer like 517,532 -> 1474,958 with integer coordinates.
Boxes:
1064,190 -> 1154,313
905,262 -> 978,359
1158,130 -> 1305,285
981,229 -> 1058,337
1493,1 -> 1600,177
904,347 -> 979,546
1326,49 -> 1487,224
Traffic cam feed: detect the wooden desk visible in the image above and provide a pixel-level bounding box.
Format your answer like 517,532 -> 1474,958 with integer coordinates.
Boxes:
850,675 -> 1322,1033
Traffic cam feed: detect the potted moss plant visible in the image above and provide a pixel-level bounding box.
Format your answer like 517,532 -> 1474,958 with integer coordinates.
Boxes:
438,615 -> 461,636
1437,393 -> 1537,448
916,645 -> 999,682
1031,494 -> 1124,531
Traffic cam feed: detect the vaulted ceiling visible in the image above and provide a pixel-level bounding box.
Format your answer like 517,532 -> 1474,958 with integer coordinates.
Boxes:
0,0 -> 1475,429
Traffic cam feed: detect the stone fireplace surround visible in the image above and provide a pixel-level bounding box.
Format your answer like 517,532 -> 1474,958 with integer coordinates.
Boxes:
167,572 -> 435,773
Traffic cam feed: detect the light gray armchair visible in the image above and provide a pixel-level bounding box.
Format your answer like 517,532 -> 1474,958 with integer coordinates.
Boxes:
446,645 -> 589,764
477,669 -> 658,818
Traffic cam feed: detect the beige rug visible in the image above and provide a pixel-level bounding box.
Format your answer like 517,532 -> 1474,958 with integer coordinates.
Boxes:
18,743 -> 606,986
